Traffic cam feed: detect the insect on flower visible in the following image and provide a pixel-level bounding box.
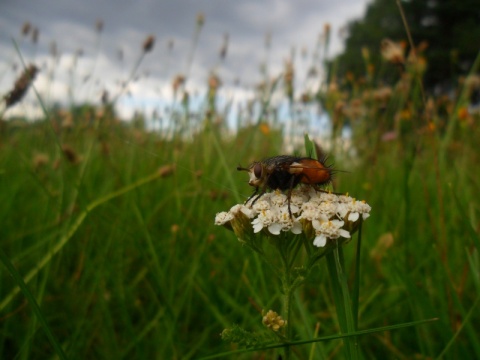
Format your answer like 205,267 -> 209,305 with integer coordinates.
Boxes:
237,154 -> 334,217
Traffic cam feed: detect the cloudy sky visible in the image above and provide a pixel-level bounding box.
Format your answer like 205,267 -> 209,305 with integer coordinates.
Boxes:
0,0 -> 370,122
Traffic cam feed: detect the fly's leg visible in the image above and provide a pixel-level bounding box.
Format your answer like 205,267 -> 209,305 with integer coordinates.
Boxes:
286,175 -> 297,219
246,187 -> 267,207
245,187 -> 259,205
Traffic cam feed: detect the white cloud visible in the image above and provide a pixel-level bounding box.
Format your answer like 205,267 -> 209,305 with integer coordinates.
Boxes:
0,0 -> 371,122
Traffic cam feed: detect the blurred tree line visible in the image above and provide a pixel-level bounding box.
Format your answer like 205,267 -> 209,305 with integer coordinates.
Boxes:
334,0 -> 480,93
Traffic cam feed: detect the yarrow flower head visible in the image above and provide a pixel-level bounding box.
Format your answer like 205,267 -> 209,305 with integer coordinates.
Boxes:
262,310 -> 287,332
214,188 -> 371,248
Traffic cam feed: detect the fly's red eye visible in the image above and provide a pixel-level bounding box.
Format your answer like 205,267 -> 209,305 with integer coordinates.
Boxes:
253,163 -> 262,178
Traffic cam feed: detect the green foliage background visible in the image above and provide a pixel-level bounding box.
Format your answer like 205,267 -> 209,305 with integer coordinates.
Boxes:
1,2 -> 480,358
335,0 -> 480,90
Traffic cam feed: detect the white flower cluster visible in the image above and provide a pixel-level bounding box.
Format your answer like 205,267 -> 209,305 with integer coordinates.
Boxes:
215,188 -> 371,247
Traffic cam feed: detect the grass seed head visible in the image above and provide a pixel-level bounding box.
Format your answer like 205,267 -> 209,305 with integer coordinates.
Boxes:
196,12 -> 205,28
61,144 -> 81,164
142,35 -> 155,53
21,22 -> 32,36
3,64 -> 39,109
95,19 -> 104,33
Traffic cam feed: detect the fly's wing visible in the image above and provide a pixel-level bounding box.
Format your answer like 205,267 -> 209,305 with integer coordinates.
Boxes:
262,155 -> 301,171
260,155 -> 301,191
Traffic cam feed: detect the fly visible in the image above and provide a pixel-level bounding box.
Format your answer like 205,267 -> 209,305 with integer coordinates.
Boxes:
237,154 -> 334,217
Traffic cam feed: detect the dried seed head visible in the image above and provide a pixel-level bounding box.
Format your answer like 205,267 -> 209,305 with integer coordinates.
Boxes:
208,73 -> 221,91
95,19 -> 104,33
381,39 -> 405,65
101,90 -> 109,105
61,144 -> 80,164
157,164 -> 176,178
172,74 -> 185,93
61,113 -> 74,129
117,48 -> 124,61
196,12 -> 205,28
21,22 -> 32,36
323,23 -> 331,44
32,152 -> 49,169
3,64 -> 39,109
167,39 -> 174,51
219,33 -> 229,60
142,35 -> 155,53
284,60 -> 294,82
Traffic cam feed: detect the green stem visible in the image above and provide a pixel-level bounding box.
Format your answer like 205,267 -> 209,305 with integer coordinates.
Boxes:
326,241 -> 359,359
352,221 -> 363,330
282,267 -> 293,360
278,234 -> 298,360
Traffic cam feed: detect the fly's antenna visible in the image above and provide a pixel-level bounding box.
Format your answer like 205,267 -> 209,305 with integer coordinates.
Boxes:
237,165 -> 249,172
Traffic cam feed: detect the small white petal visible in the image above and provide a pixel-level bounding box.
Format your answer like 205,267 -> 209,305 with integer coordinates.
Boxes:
330,219 -> 345,227
362,213 -> 370,220
348,212 -> 360,222
215,212 -> 233,225
240,206 -> 256,218
268,223 -> 282,235
312,219 -> 322,230
252,222 -> 264,233
339,229 -> 351,238
313,235 -> 327,247
229,204 -> 243,214
290,222 -> 303,234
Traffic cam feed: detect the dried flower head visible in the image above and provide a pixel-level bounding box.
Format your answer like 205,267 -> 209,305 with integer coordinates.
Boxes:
284,59 -> 294,99
219,33 -> 229,60
196,12 -> 205,28
101,90 -> 109,105
61,144 -> 80,164
208,73 -> 221,91
215,188 -> 371,247
262,310 -> 287,332
323,23 -> 331,44
142,35 -> 155,53
32,152 -> 49,169
95,19 -> 104,33
21,22 -> 32,37
172,74 -> 186,94
60,112 -> 74,129
157,164 -> 176,178
381,39 -> 405,65
3,64 -> 39,109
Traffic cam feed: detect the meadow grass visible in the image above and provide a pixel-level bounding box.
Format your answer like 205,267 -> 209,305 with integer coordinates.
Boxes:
1,16 -> 480,360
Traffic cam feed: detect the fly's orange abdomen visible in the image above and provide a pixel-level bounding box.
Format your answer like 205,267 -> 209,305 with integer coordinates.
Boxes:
298,158 -> 332,185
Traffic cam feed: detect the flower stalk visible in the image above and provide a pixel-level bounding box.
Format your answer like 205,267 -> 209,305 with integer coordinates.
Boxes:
215,187 -> 371,358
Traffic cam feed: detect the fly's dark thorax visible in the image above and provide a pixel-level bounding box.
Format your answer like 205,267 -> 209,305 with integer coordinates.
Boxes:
263,155 -> 303,191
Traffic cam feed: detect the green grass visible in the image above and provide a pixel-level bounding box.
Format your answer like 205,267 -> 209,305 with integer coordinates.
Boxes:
1,20 -> 480,359
1,99 -> 479,358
